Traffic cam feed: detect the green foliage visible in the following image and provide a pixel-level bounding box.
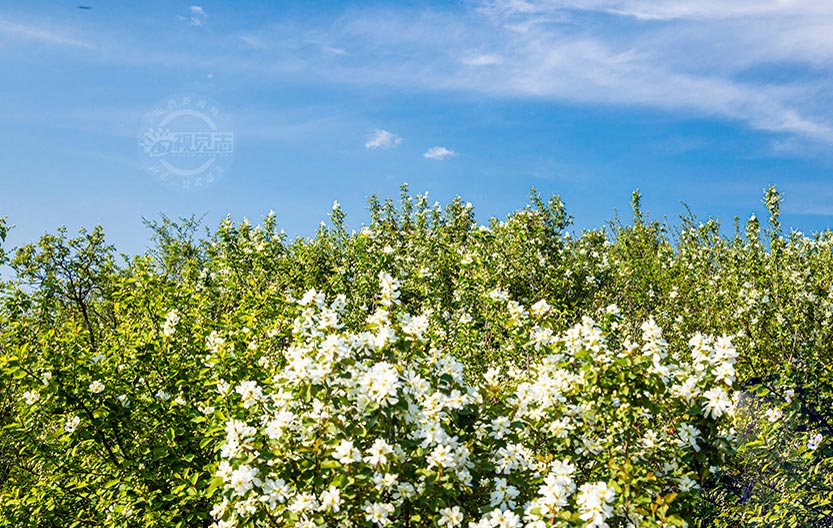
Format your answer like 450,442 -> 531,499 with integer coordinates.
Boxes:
1,185 -> 832,526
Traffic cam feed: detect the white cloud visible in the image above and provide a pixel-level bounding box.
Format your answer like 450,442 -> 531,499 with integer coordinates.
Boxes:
365,129 -> 403,150
188,5 -> 208,26
481,0 -> 833,22
323,2 -> 833,146
462,53 -> 504,66
0,18 -> 92,48
8,2 -> 833,152
239,35 -> 266,49
423,146 -> 457,160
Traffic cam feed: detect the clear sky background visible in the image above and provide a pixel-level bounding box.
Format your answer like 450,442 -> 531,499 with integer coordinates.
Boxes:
3,0 -> 833,255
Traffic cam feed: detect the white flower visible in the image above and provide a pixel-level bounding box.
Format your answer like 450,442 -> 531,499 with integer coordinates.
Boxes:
372,472 -> 398,491
484,367 -> 501,387
299,289 -> 326,308
808,433 -> 823,451
677,423 -> 702,452
65,415 -> 81,434
378,271 -> 401,307
364,502 -> 395,526
576,482 -> 615,528
358,362 -> 401,407
206,331 -> 226,355
702,387 -> 733,419
489,416 -> 512,440
333,439 -> 362,465
713,361 -> 736,387
319,486 -> 342,512
23,390 -> 40,405
438,506 -> 463,527
88,380 -> 105,394
261,477 -> 291,509
487,508 -> 521,528
364,438 -> 394,467
235,380 -> 263,408
229,465 -> 261,497
155,390 -> 171,401
765,408 -> 782,423
488,289 -> 509,302
162,309 -> 180,337
530,299 -> 551,317
288,492 -> 318,514
678,475 -> 700,492
489,477 -> 520,510
264,410 -> 295,440
427,443 -> 455,470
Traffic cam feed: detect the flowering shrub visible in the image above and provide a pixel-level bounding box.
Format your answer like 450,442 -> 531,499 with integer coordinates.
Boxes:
209,274 -> 736,527
2,186 -> 833,526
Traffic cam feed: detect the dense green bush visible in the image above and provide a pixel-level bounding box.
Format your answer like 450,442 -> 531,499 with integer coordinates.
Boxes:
1,185 -> 832,526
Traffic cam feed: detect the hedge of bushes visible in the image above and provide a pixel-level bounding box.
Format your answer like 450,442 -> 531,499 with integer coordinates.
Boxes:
1,185 -> 832,527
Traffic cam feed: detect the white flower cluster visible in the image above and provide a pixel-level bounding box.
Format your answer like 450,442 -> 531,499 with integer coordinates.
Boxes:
162,309 -> 180,337
209,275 -> 736,528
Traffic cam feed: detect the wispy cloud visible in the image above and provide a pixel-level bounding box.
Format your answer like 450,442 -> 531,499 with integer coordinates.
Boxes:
184,5 -> 208,27
322,2 -> 833,147
365,129 -> 402,150
6,2 -> 833,153
0,18 -> 93,48
239,35 -> 266,49
461,53 -> 503,66
479,0 -> 833,22
423,146 -> 457,160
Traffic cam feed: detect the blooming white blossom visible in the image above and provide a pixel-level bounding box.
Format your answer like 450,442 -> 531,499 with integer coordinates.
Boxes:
438,505 -> 463,527
576,482 -> 615,528
319,486 -> 342,512
162,309 -> 180,337
808,433 -> 823,451
702,387 -> 733,419
207,278 -> 738,527
235,380 -> 263,408
264,410 -> 295,440
364,501 -> 395,526
229,464 -> 260,496
427,443 -> 455,470
333,438 -> 362,465
530,299 -> 551,317
65,415 -> 80,434
89,380 -> 105,394
490,477 -> 520,510
23,390 -> 40,405
378,272 -> 401,307
364,438 -> 394,467
487,507 -> 521,528
357,362 -> 401,407
288,492 -> 318,514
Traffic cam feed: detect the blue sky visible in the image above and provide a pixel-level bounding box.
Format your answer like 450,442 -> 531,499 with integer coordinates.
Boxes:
3,0 -> 833,254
